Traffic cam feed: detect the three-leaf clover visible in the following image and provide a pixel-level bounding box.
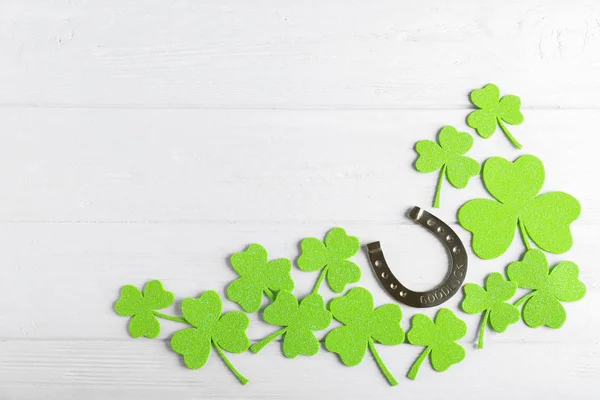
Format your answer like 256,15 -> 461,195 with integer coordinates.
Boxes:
251,290 -> 332,357
467,83 -> 524,149
171,290 -> 251,384
406,308 -> 467,379
462,273 -> 519,349
458,155 -> 581,259
325,287 -> 404,386
507,249 -> 586,329
415,125 -> 480,208
227,244 -> 294,312
115,280 -> 175,338
298,227 -> 361,293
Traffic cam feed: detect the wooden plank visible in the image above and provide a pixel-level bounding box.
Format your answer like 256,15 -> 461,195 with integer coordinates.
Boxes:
0,221 -> 595,339
1,1 -> 599,108
0,339 -> 597,398
0,108 -> 596,223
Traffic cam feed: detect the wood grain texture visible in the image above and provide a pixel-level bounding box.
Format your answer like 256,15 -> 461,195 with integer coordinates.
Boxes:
1,0 -> 599,398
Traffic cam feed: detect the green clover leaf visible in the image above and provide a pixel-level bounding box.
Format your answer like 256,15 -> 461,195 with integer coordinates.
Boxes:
458,155 -> 581,259
325,287 -> 404,386
227,244 -> 294,312
115,280 -> 175,338
406,308 -> 467,379
507,249 -> 586,329
171,290 -> 251,384
415,125 -> 480,208
462,273 -> 519,349
298,227 -> 361,294
251,290 -> 332,358
467,83 -> 524,148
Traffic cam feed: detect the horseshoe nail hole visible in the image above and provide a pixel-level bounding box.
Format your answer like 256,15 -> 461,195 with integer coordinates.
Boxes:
390,283 -> 397,290
381,272 -> 388,279
453,246 -> 461,254
446,235 -> 454,242
437,226 -> 444,234
374,260 -> 381,267
427,219 -> 435,226
399,290 -> 407,297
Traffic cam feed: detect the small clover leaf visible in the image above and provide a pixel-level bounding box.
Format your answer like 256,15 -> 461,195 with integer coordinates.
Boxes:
462,273 -> 519,349
325,287 -> 404,386
467,83 -> 524,148
251,290 -> 332,358
415,125 -> 480,208
298,227 -> 361,294
171,290 -> 250,384
507,249 -> 586,329
458,155 -> 581,259
115,280 -> 175,338
407,308 -> 467,379
227,244 -> 294,312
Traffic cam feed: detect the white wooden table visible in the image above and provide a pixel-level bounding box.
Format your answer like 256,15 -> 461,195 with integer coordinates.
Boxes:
1,1 -> 599,399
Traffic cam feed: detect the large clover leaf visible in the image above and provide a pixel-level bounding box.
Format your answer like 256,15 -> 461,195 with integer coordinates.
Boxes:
467,83 -> 524,148
325,287 -> 404,386
462,273 -> 519,349
298,227 -> 361,293
507,249 -> 586,329
415,125 -> 480,208
171,290 -> 250,384
458,155 -> 581,259
251,290 -> 332,358
115,280 -> 175,338
227,244 -> 294,312
406,308 -> 467,379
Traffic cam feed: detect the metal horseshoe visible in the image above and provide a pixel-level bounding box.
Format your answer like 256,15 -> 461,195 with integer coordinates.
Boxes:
366,206 -> 468,308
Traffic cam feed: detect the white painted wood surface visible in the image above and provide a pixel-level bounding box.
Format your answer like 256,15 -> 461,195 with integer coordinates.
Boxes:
1,1 -> 599,398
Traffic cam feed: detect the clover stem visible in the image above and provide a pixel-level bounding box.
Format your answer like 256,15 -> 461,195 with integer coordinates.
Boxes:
518,219 -> 532,251
264,289 -> 276,301
433,165 -> 446,208
497,119 -> 522,149
477,310 -> 490,350
212,340 -> 249,385
514,292 -> 535,308
152,311 -> 188,324
311,265 -> 329,294
368,339 -> 398,386
407,347 -> 431,380
250,328 -> 287,354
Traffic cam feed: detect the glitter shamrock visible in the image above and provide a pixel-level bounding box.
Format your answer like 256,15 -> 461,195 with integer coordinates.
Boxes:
251,290 -> 332,357
507,249 -> 586,329
467,83 -> 524,148
458,155 -> 581,259
406,308 -> 467,379
171,290 -> 251,384
227,244 -> 294,312
298,227 -> 361,294
414,125 -> 480,208
462,273 -> 520,349
115,280 -> 176,338
325,287 -> 404,386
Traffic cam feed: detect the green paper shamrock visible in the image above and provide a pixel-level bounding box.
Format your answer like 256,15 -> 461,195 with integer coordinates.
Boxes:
415,125 -> 480,208
171,290 -> 251,384
251,290 -> 332,357
325,287 -> 404,386
458,155 -> 581,259
507,249 -> 586,329
115,280 -> 175,338
462,273 -> 520,349
406,308 -> 466,380
227,243 -> 294,312
467,83 -> 524,149
298,227 -> 361,294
